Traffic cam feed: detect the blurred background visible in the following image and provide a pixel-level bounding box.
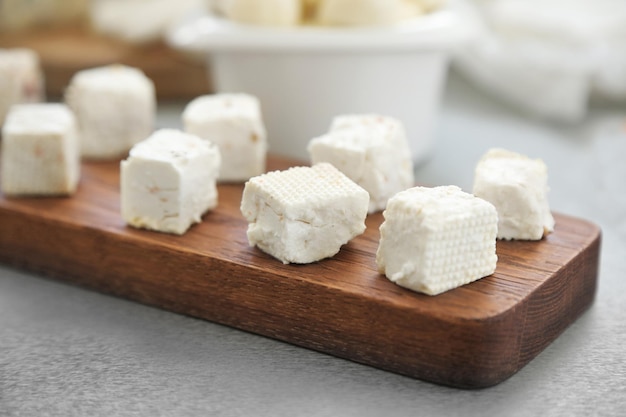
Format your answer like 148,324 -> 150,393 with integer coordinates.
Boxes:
1,0 -> 625,117
0,0 -> 212,99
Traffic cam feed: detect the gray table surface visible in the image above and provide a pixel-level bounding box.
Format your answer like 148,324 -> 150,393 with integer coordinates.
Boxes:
1,73 -> 625,416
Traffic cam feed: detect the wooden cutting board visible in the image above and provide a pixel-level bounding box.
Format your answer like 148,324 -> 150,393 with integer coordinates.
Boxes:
0,156 -> 600,388
0,27 -> 210,98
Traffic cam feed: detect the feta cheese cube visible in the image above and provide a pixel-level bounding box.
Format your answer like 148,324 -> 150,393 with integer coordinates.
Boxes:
308,114 -> 414,213
413,0 -> 445,13
183,93 -> 267,182
218,0 -> 302,26
121,129 -> 221,235
376,186 -> 498,296
240,163 -> 369,264
1,104 -> 79,196
0,48 -> 44,126
65,65 -> 155,160
473,148 -> 555,240
317,0 -> 422,26
90,0 -> 205,44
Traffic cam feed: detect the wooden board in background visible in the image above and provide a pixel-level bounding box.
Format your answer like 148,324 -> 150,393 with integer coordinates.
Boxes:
0,156 -> 601,388
0,27 -> 211,98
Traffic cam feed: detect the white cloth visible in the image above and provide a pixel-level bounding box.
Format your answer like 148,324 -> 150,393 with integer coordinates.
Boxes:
452,0 -> 626,121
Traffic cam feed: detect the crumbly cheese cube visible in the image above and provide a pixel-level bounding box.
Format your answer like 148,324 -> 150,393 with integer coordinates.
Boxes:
240,163 -> 369,264
121,129 -> 221,235
218,0 -> 302,26
308,114 -> 414,213
317,0 -> 422,26
376,186 -> 498,296
0,48 -> 44,126
183,93 -> 267,182
473,148 -> 555,240
65,65 -> 155,160
1,104 -> 79,196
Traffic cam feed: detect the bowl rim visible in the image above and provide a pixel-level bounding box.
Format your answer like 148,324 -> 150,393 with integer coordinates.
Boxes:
167,2 -> 475,54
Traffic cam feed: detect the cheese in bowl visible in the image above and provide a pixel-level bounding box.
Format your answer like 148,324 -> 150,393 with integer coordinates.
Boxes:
213,0 -> 446,27
168,0 -> 471,162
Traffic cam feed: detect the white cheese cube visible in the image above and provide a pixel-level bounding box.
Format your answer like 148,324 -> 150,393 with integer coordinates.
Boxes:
473,148 -> 555,240
317,0 -> 422,26
1,104 -> 79,196
65,65 -> 155,160
240,163 -> 369,264
90,0 -> 206,44
376,186 -> 498,296
121,129 -> 221,235
218,0 -> 302,26
0,48 -> 45,126
183,93 -> 267,182
413,0 -> 445,13
308,114 -> 414,213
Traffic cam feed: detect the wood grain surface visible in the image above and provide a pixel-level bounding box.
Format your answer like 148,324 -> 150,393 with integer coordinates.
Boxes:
0,156 -> 601,388
0,27 -> 210,98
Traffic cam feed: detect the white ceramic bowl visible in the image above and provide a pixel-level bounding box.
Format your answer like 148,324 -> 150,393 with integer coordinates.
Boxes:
168,4 -> 472,162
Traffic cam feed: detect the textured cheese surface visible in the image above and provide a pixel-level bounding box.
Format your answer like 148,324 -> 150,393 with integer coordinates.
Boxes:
0,48 -> 44,126
317,0 -> 422,26
473,148 -> 555,240
376,185 -> 498,296
121,129 -> 221,235
65,65 -> 155,160
183,93 -> 267,182
240,163 -> 369,264
308,114 -> 414,213
219,0 -> 302,26
1,104 -> 79,196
